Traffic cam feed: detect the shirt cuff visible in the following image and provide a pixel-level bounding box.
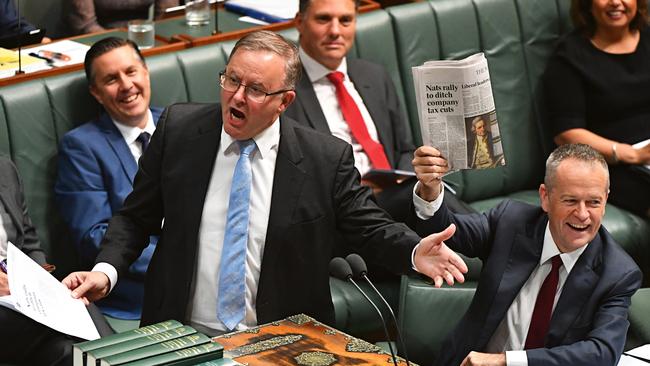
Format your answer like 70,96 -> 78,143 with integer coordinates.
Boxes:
412,181 -> 445,220
92,262 -> 118,293
505,350 -> 528,366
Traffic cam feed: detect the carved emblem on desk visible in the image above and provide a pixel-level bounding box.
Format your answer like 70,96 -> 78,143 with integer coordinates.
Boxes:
229,334 -> 304,357
345,337 -> 382,354
287,314 -> 311,325
294,351 -> 337,366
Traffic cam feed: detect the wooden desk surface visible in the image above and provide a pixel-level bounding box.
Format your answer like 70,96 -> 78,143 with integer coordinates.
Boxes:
214,314 -> 413,366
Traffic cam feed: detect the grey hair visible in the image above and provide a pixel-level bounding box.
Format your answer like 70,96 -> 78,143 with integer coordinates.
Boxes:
228,30 -> 301,89
544,143 -> 609,191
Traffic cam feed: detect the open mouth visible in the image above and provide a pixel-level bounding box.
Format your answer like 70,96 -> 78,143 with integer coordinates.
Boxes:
230,107 -> 245,120
606,9 -> 626,18
120,93 -> 139,104
567,222 -> 589,232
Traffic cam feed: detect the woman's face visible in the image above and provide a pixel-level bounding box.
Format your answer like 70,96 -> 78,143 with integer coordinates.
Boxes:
591,0 -> 637,31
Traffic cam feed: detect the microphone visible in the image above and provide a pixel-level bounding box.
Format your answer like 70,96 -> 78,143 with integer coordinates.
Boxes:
329,257 -> 399,366
346,254 -> 410,366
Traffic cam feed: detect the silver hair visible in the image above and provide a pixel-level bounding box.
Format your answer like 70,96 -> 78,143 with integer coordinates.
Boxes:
228,30 -> 301,89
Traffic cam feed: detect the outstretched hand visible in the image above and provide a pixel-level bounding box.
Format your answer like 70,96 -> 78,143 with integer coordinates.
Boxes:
413,224 -> 467,287
62,271 -> 110,305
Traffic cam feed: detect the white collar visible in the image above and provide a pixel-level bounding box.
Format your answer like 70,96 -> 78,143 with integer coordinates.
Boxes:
111,109 -> 155,145
299,47 -> 348,83
541,223 -> 589,274
220,116 -> 280,160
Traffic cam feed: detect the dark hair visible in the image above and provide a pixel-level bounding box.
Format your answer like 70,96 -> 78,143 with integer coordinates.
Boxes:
299,0 -> 360,14
228,30 -> 301,89
571,0 -> 649,36
84,37 -> 146,85
544,143 -> 609,191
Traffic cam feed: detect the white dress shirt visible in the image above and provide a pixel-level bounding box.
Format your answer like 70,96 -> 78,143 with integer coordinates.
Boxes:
413,185 -> 588,366
300,48 -> 380,177
188,120 -> 278,333
111,109 -> 156,161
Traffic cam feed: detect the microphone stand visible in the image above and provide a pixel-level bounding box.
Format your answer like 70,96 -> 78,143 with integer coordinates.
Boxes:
212,0 -> 220,35
15,0 -> 24,75
329,257 -> 399,366
346,253 -> 411,366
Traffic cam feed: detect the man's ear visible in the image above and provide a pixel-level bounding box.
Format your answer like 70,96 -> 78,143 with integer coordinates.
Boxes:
278,90 -> 296,113
539,183 -> 549,213
295,12 -> 303,31
88,84 -> 103,105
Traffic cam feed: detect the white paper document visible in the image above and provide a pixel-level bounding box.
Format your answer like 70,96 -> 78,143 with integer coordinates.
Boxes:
5,242 -> 99,340
618,344 -> 650,365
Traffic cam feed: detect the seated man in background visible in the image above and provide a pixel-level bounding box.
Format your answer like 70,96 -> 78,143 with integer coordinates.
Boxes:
55,37 -> 161,321
0,0 -> 51,45
68,0 -> 179,35
62,30 -> 468,337
285,0 -> 472,222
411,143 -> 641,366
0,156 -> 111,366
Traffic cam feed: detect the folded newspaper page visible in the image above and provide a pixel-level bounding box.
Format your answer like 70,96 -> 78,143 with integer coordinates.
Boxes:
412,53 -> 506,171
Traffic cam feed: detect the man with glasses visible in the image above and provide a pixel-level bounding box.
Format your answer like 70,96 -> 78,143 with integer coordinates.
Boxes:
55,37 -> 161,321
62,30 -> 468,336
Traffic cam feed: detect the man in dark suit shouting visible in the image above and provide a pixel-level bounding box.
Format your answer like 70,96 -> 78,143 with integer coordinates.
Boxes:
411,143 -> 641,366
62,30 -> 468,336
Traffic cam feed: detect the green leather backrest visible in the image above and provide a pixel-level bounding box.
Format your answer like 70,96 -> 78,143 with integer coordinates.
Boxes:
398,275 -> 476,366
388,0 -> 568,202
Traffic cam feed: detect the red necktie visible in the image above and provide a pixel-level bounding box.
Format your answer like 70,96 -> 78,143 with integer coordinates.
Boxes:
524,255 -> 562,349
327,72 -> 391,169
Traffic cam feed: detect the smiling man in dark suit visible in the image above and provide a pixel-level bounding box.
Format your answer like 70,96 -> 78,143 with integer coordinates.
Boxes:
411,143 -> 641,366
62,30 -> 468,336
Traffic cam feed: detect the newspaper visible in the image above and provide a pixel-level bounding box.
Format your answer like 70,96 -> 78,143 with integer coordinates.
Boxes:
412,53 -> 506,171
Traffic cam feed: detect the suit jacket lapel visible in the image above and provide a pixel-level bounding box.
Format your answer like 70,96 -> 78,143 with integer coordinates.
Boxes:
97,114 -> 138,183
478,214 -> 547,348
546,237 -> 601,346
347,60 -> 393,166
258,117 -> 306,292
295,67 -> 331,134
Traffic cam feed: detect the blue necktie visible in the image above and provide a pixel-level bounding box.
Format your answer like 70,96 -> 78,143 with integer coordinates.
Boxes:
217,139 -> 256,330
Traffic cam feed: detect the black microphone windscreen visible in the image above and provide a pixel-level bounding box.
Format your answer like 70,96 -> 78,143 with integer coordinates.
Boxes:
346,253 -> 368,277
329,257 -> 353,280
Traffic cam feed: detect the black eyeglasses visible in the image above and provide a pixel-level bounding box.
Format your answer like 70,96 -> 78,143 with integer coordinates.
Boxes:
219,71 -> 292,103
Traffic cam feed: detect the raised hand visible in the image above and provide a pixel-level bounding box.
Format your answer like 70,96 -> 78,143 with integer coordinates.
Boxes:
412,146 -> 449,201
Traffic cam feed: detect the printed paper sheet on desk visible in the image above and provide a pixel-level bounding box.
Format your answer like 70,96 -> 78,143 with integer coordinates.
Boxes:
3,242 -> 100,340
21,40 -> 90,68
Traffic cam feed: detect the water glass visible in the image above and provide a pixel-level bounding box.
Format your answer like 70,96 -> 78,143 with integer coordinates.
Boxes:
185,0 -> 210,26
128,19 -> 155,50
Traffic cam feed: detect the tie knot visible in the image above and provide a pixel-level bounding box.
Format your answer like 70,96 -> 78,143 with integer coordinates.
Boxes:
327,71 -> 345,85
136,132 -> 151,150
551,255 -> 562,271
237,139 -> 256,156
